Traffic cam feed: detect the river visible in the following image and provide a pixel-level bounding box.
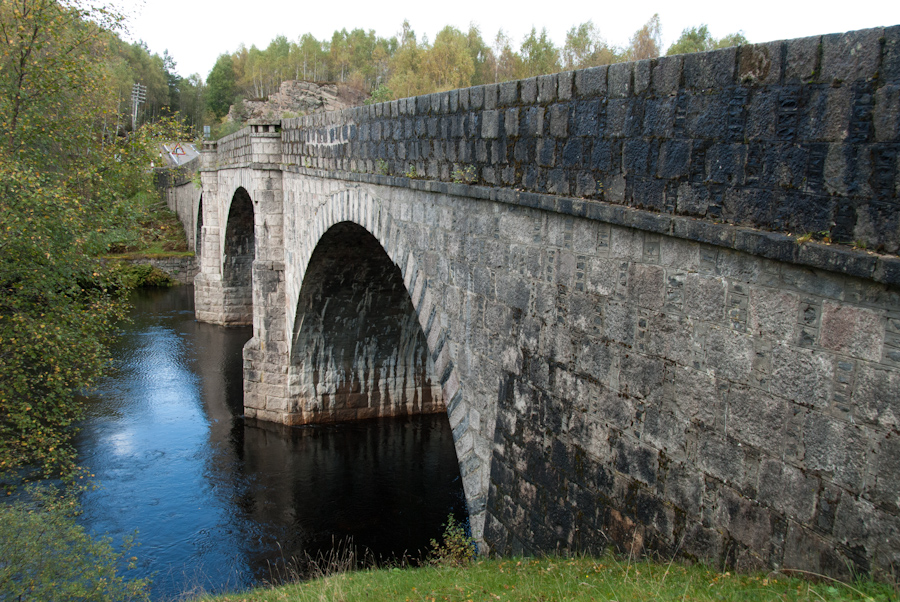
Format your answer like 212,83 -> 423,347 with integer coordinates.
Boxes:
74,285 -> 467,600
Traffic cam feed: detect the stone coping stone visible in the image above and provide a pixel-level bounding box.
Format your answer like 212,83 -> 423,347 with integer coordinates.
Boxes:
283,164 -> 900,287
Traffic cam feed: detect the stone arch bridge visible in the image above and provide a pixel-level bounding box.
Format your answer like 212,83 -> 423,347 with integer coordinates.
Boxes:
182,26 -> 900,579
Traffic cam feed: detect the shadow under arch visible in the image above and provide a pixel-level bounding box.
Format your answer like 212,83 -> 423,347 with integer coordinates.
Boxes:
278,188 -> 489,543
221,187 -> 254,326
290,221 -> 444,423
193,193 -> 203,260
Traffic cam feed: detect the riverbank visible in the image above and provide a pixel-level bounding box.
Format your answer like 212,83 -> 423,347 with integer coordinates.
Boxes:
103,253 -> 198,284
199,555 -> 895,602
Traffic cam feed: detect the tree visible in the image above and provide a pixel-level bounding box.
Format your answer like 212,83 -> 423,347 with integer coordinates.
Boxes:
0,0 -> 187,479
206,53 -> 237,119
0,0 -> 119,166
519,27 -> 560,78
423,26 -> 475,90
625,14 -> 662,61
563,21 -> 617,69
491,30 -> 520,83
715,31 -> 749,49
666,25 -> 749,55
666,24 -> 715,55
465,25 -> 493,86
0,484 -> 150,601
163,49 -> 180,113
387,20 -> 430,98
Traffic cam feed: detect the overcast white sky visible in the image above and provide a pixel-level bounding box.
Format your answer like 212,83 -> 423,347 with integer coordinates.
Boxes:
117,0 -> 900,79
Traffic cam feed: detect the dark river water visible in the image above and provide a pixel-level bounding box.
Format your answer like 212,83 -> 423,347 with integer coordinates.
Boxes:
75,285 -> 467,600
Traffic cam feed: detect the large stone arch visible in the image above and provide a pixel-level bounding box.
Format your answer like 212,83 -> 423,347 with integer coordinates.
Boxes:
279,186 -> 491,543
289,221 -> 443,422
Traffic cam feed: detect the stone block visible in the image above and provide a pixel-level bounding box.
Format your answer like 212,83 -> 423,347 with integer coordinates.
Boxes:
833,495 -> 900,576
819,301 -> 884,362
738,41 -> 782,86
470,85 -> 484,110
614,438 -> 658,486
607,62 -> 632,98
683,48 -> 736,90
870,432 -> 900,512
642,406 -> 688,456
645,313 -> 695,366
619,352 -> 666,400
784,35 -> 820,83
633,60 -> 651,96
698,433 -> 747,485
557,71 -> 573,100
626,263 -> 665,310
549,104 -> 568,138
884,25 -> 900,81
657,140 -> 690,179
684,274 -> 726,323
499,80 -> 518,106
748,287 -> 799,342
704,325 -> 753,383
820,27 -> 882,83
803,412 -> 867,491
715,486 -> 773,554
574,66 -> 607,98
482,110 -> 501,139
521,77 -> 538,104
770,344 -> 833,409
727,385 -> 789,451
483,84 -> 499,110
783,522 -> 853,580
537,74 -> 558,104
874,85 -> 900,142
854,363 -> 900,429
757,459 -> 818,523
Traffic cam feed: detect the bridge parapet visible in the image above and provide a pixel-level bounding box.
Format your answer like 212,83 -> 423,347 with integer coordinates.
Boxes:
283,26 -> 900,255
214,122 -> 282,169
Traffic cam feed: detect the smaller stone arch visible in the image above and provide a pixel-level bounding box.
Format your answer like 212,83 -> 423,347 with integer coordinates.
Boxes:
193,194 -> 203,260
220,186 -> 255,325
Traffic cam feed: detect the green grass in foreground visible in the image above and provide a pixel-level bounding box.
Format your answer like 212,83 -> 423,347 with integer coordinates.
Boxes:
200,555 -> 896,602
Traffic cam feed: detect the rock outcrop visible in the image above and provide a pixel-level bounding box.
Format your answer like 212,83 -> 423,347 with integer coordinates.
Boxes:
227,81 -> 367,122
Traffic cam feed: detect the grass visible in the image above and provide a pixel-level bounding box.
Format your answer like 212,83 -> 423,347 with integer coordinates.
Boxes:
198,554 -> 896,602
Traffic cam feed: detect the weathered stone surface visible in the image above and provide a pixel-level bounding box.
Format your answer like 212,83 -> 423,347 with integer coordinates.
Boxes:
186,23 -> 900,581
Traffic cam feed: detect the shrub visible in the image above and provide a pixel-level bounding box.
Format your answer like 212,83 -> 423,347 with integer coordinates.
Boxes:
427,514 -> 476,567
0,485 -> 150,601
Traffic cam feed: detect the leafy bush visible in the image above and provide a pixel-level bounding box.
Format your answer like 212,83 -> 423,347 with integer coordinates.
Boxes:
108,263 -> 177,288
427,515 -> 476,567
0,485 -> 150,601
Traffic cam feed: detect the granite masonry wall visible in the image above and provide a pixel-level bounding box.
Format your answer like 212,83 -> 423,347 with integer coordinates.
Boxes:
283,26 -> 900,257
191,26 -> 900,580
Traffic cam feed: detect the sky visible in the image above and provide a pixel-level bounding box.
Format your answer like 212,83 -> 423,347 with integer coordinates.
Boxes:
117,0 -> 900,80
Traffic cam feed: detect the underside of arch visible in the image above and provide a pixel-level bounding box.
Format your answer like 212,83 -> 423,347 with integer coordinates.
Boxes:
288,221 -> 443,424
194,194 -> 203,259
220,187 -> 254,326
